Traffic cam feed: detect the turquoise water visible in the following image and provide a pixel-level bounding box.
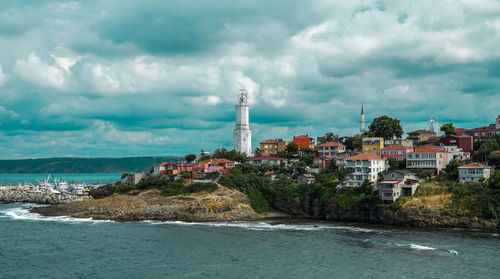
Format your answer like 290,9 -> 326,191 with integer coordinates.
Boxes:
0,203 -> 499,278
0,173 -> 121,186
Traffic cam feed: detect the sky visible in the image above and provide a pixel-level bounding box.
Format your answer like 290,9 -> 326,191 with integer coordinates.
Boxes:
0,0 -> 499,158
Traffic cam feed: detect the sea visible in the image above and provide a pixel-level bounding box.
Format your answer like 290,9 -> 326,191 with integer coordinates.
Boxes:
1,174 -> 500,278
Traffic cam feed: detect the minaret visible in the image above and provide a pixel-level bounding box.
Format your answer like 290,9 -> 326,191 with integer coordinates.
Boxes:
360,104 -> 366,134
234,89 -> 252,155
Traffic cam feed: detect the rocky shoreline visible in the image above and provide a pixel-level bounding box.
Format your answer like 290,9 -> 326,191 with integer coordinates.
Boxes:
31,187 -> 260,222
0,188 -> 92,204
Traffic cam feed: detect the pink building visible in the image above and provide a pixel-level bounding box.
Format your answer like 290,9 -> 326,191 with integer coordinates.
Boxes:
381,145 -> 413,161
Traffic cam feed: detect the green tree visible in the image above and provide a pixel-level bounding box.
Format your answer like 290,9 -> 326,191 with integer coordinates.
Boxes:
185,154 -> 197,163
254,147 -> 262,157
342,135 -> 362,150
445,159 -> 462,181
488,170 -> 500,190
487,153 -> 500,169
368,115 -> 404,139
318,132 -> 340,144
286,142 -> 299,154
440,123 -> 457,135
473,135 -> 500,162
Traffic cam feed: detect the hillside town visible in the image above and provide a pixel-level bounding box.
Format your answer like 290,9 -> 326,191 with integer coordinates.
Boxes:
135,90 -> 500,203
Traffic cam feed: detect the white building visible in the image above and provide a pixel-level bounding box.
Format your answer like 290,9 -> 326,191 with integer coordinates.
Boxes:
341,154 -> 388,188
233,89 -> 252,156
378,170 -> 420,202
458,163 -> 492,183
406,148 -> 450,175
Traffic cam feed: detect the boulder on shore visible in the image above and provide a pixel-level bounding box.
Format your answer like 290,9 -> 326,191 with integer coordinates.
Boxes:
0,188 -> 91,204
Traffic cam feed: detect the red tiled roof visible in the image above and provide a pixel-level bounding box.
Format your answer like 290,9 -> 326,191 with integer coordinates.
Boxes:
294,135 -> 312,139
409,148 -> 445,153
456,128 -> 468,131
379,180 -> 403,183
156,162 -> 170,166
248,156 -> 282,160
382,145 -> 411,150
197,158 -> 235,165
317,141 -> 343,147
459,163 -> 489,168
491,150 -> 500,154
260,139 -> 279,144
415,144 -> 439,149
345,154 -> 385,160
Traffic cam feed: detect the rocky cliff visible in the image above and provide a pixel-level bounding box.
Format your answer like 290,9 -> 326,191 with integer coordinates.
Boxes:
32,187 -> 259,222
272,194 -> 499,230
0,188 -> 91,204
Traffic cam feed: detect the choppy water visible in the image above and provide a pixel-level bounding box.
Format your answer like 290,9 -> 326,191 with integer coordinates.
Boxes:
0,173 -> 121,186
0,203 -> 499,278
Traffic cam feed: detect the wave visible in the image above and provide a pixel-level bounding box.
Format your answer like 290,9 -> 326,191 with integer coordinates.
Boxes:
141,220 -> 381,233
396,243 -> 459,255
0,205 -> 113,223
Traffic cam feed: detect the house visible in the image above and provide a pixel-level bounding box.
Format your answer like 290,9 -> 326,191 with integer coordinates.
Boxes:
317,142 -> 346,158
192,158 -> 236,179
293,134 -> 315,149
378,170 -> 420,202
456,115 -> 500,142
458,163 -> 492,183
406,148 -> 450,175
442,145 -> 470,161
334,151 -> 362,168
362,137 -> 384,156
313,156 -> 331,168
439,134 -> 474,153
153,162 -> 169,175
341,154 -> 388,188
247,156 -> 287,166
297,174 -> 316,184
163,162 -> 194,175
492,150 -> 500,155
381,145 -> 413,161
259,139 -> 291,155
407,130 -> 437,145
384,138 -> 413,148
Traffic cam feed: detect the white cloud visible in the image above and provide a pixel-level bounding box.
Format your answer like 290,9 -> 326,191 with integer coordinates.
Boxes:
0,66 -> 7,86
51,54 -> 81,73
14,53 -> 68,90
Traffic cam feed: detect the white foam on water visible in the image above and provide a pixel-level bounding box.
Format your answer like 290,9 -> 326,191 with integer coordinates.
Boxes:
397,243 -> 437,250
448,250 -> 458,255
142,220 -> 380,233
0,205 -> 113,223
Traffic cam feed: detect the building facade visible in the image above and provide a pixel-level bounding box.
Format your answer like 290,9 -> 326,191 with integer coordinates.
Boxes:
259,139 -> 291,155
233,89 -> 252,156
407,130 -> 437,145
381,145 -> 413,161
378,170 -> 419,202
456,115 -> 500,142
192,159 -> 236,179
384,138 -> 413,148
317,142 -> 346,158
362,137 -> 384,156
458,163 -> 492,183
341,154 -> 388,188
406,148 -> 449,175
247,156 -> 286,166
439,134 -> 473,153
293,135 -> 315,149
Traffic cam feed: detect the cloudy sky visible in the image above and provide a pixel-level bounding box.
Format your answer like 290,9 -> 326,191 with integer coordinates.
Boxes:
0,0 -> 499,158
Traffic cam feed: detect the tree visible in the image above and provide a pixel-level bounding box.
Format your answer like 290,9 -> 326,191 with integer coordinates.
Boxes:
445,159 -> 462,181
387,158 -> 405,170
254,147 -> 262,157
285,142 -> 299,154
440,123 -> 457,135
473,136 -> 500,162
318,132 -> 340,144
342,135 -> 362,150
368,115 -> 404,139
487,153 -> 500,169
185,154 -> 196,163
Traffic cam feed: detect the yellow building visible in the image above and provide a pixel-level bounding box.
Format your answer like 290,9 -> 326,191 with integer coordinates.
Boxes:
362,137 -> 384,156
259,139 -> 291,155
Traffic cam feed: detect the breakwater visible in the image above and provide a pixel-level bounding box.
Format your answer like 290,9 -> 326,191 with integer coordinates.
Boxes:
0,188 -> 92,204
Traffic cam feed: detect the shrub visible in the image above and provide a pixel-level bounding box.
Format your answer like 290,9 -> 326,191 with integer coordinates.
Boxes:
182,182 -> 218,194
115,182 -> 135,194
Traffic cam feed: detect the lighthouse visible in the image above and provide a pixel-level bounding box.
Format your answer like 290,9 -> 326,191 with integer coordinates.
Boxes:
233,89 -> 252,155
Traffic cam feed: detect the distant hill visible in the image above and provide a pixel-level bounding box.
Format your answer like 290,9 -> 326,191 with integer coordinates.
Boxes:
0,156 -> 184,174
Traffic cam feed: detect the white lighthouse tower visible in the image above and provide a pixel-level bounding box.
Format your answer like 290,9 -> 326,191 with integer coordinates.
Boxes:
234,89 -> 252,155
360,104 -> 366,134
